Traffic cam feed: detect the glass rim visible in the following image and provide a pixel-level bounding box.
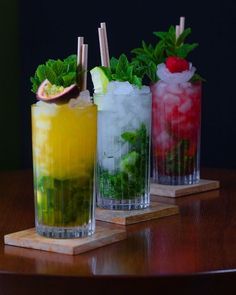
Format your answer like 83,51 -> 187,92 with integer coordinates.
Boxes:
93,92 -> 151,98
31,102 -> 97,110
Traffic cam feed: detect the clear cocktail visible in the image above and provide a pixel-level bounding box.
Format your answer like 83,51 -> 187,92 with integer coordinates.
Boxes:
94,81 -> 152,210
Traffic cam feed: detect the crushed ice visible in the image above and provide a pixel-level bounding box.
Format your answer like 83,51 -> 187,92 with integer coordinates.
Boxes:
68,90 -> 92,108
95,81 -> 151,112
107,81 -> 150,96
35,100 -> 57,116
157,63 -> 196,84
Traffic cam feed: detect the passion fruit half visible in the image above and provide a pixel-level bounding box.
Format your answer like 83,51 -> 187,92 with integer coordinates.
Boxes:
36,79 -> 80,103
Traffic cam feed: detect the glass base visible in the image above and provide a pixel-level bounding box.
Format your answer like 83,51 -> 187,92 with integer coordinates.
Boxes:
36,223 -> 95,239
97,194 -> 150,210
155,172 -> 200,185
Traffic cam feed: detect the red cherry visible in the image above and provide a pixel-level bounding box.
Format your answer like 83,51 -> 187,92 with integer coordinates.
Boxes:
166,56 -> 189,73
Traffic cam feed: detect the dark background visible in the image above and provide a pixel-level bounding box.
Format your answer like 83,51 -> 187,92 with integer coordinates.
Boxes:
0,0 -> 235,170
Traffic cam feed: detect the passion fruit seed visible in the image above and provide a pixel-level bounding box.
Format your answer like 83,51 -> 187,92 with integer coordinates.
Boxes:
44,83 -> 64,97
36,79 -> 80,103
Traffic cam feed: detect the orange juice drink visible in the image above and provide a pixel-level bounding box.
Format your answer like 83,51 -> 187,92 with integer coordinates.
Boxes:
31,102 -> 97,238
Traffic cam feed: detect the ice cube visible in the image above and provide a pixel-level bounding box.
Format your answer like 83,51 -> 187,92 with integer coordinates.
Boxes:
35,100 -> 57,115
117,99 -> 128,117
179,99 -> 192,113
119,142 -> 129,156
107,81 -> 117,93
68,98 -> 79,108
157,131 -> 169,143
185,85 -> 198,96
98,92 -> 118,111
68,91 -> 91,108
116,114 -> 129,131
167,83 -> 182,94
35,120 -> 51,130
156,130 -> 174,150
35,133 -> 48,145
33,147 -> 40,157
155,81 -> 168,97
113,81 -> 134,95
43,104 -> 57,116
74,98 -> 90,107
129,116 -> 140,130
36,100 -> 46,107
133,85 -> 150,95
79,90 -> 91,102
181,82 -> 192,89
163,93 -> 180,105
102,134 -> 118,158
101,157 -> 115,171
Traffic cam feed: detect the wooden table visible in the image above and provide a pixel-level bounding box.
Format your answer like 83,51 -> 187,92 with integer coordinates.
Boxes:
0,168 -> 235,294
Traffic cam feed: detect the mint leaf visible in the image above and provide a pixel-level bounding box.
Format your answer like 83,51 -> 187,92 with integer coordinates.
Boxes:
45,67 -> 57,84
52,60 -> 66,76
121,130 -> 137,143
100,54 -> 144,87
30,54 -> 79,93
120,151 -> 139,173
110,57 -> 119,72
175,43 -> 198,58
116,54 -> 129,74
153,31 -> 167,40
131,75 -> 142,88
147,61 -> 158,82
190,73 -> 206,83
62,72 -> 76,87
30,76 -> 41,93
64,54 -> 76,63
176,28 -> 191,46
36,176 -> 92,226
154,42 -> 165,60
36,65 -> 47,82
100,66 -> 112,80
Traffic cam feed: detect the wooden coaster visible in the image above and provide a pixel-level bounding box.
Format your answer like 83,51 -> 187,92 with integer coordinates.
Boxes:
4,225 -> 126,256
150,179 -> 220,198
95,201 -> 179,225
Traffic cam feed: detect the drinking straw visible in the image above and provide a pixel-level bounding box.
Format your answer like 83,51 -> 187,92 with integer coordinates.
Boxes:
176,25 -> 180,39
77,36 -> 84,66
81,44 -> 88,90
100,22 -> 110,67
98,27 -> 107,67
179,16 -> 185,34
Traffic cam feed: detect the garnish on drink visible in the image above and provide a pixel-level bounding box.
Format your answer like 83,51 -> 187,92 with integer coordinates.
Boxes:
90,23 -> 151,210
132,17 -> 203,185
31,38 -> 97,238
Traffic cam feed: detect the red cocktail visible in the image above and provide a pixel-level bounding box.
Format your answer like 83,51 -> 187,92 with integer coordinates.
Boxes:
151,58 -> 202,185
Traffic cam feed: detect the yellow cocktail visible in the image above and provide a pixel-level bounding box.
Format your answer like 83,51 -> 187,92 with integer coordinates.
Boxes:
31,102 -> 97,238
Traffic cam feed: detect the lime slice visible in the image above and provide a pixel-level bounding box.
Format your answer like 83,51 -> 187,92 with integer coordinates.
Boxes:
90,67 -> 109,94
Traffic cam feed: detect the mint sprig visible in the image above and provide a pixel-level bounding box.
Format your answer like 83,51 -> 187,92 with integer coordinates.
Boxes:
132,26 -> 201,83
154,26 -> 198,58
98,54 -> 143,88
30,54 -> 80,93
98,124 -> 149,200
132,41 -> 165,82
190,73 -> 206,83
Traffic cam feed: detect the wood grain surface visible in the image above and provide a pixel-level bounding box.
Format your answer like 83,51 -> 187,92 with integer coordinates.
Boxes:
4,226 -> 126,255
150,179 -> 220,197
0,168 -> 235,293
96,201 -> 179,224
